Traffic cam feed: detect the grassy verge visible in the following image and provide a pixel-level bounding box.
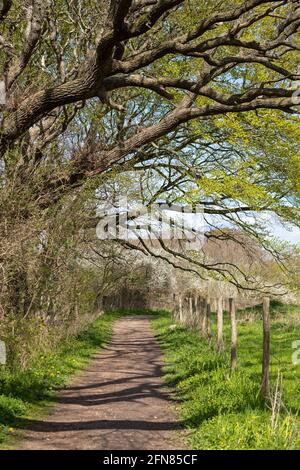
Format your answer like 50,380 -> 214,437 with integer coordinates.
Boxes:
151,308 -> 300,450
0,310 -> 122,448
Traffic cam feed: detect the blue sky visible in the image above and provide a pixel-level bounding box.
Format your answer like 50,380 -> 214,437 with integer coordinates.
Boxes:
273,224 -> 300,244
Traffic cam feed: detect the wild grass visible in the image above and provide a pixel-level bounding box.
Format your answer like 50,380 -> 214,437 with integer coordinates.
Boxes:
0,311 -> 122,447
152,305 -> 300,450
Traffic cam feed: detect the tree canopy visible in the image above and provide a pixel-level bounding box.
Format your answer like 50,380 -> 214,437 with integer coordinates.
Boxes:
0,0 -> 300,296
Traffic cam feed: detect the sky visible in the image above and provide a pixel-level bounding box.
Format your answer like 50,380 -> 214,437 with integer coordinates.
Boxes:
96,198 -> 300,246
227,212 -> 300,246
273,224 -> 300,244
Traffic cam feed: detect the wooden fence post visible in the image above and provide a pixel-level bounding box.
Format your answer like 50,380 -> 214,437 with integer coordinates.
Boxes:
229,297 -> 237,371
261,297 -> 270,399
201,297 -> 207,337
192,296 -> 197,329
184,297 -> 189,325
196,295 -> 202,333
189,296 -> 193,328
172,293 -> 177,321
217,296 -> 224,352
206,296 -> 212,339
193,296 -> 199,329
178,295 -> 183,323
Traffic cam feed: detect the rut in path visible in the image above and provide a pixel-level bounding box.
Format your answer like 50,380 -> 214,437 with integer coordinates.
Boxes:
18,315 -> 183,450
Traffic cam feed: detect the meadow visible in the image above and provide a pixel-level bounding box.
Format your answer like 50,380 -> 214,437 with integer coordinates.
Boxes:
152,303 -> 300,450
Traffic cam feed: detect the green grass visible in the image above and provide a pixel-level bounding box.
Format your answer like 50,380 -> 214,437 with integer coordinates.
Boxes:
0,310 -> 122,448
151,307 -> 300,450
1,306 -> 299,450
243,300 -> 300,318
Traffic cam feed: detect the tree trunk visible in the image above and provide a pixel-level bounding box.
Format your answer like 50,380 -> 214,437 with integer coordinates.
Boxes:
261,297 -> 271,399
229,297 -> 237,371
217,296 -> 224,352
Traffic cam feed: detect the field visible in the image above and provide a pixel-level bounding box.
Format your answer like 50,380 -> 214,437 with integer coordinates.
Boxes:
152,303 -> 300,450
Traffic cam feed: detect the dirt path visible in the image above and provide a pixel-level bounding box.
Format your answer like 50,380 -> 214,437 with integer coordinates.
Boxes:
18,316 -> 183,450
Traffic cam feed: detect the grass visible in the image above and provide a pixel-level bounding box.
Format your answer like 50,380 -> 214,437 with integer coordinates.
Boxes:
151,305 -> 300,450
1,305 -> 299,450
0,310 -> 122,448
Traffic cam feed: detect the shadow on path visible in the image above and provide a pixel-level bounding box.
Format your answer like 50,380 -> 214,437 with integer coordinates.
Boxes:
18,316 -> 184,450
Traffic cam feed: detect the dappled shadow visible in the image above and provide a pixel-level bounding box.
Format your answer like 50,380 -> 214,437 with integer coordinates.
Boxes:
17,315 -> 183,450
15,417 -> 181,433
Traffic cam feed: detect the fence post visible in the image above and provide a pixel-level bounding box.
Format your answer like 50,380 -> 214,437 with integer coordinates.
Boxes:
206,296 -> 212,339
197,295 -> 202,330
217,296 -> 224,352
229,297 -> 237,371
172,292 -> 178,321
192,296 -> 198,329
261,297 -> 270,399
178,295 -> 183,323
196,295 -> 202,333
189,296 -> 193,328
184,297 -> 189,325
172,293 -> 176,321
201,297 -> 207,337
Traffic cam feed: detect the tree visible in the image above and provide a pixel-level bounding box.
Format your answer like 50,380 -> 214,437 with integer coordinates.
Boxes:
1,1 -> 300,185
1,0 -> 300,325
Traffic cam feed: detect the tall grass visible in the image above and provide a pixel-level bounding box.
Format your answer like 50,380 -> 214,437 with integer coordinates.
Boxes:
0,311 -> 121,447
152,308 -> 300,450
